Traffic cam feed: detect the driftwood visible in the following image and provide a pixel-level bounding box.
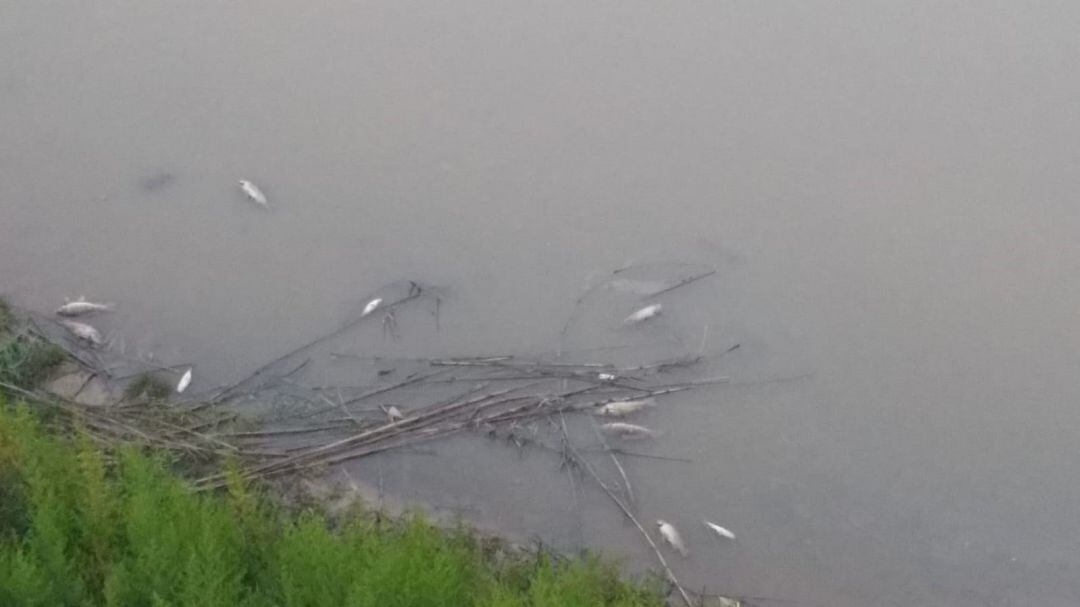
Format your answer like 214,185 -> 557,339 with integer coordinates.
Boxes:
3,269 -> 753,604
208,282 -> 424,404
588,416 -> 635,508
559,421 -> 694,607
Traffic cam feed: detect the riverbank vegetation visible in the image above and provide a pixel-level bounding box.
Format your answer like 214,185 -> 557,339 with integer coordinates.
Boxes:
0,278 -> 746,606
0,299 -> 65,391
0,394 -> 667,606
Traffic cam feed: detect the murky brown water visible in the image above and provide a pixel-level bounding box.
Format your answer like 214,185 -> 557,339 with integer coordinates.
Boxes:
5,2 -> 1080,604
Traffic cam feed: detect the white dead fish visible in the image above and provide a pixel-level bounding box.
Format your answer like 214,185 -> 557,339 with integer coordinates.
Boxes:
61,320 -> 103,347
624,303 -> 662,325
594,398 -> 656,417
656,520 -> 689,557
703,520 -> 736,541
380,404 -> 404,421
176,368 -> 193,394
238,180 -> 269,207
600,422 -> 656,440
597,372 -> 617,381
361,298 -> 383,317
56,298 -> 113,317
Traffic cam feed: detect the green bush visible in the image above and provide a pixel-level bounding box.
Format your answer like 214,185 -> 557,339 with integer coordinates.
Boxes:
0,338 -> 65,390
0,398 -> 664,606
0,298 -> 12,334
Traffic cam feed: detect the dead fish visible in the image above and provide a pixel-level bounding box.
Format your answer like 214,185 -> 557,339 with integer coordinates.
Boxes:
624,303 -> 662,325
657,520 -> 689,557
61,320 -> 103,347
361,298 -> 383,317
238,179 -> 269,207
56,298 -> 113,317
703,520 -> 736,541
594,398 -> 656,417
597,372 -> 617,381
176,368 -> 192,394
382,405 -> 404,422
600,422 -> 656,440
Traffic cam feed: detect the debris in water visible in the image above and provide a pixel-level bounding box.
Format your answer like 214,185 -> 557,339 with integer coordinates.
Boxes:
608,278 -> 672,296
657,520 -> 689,557
238,180 -> 269,208
597,372 -> 617,381
56,298 -> 113,317
594,398 -> 656,417
704,520 -> 736,541
600,422 -> 656,440
60,320 -> 103,347
624,303 -> 662,325
176,368 -> 193,393
383,405 -> 404,422
361,298 -> 383,318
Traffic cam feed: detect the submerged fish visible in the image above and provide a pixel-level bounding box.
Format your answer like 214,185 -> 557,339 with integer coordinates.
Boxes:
624,303 -> 662,325
361,298 -> 383,318
61,320 -> 103,347
657,520 -> 689,557
140,172 -> 175,192
600,422 -> 656,440
238,179 -> 269,207
56,298 -> 113,317
594,398 -> 656,417
703,520 -> 736,541
176,368 -> 193,394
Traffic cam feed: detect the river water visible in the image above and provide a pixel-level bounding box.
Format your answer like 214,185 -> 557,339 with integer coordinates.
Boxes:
4,2 -> 1080,605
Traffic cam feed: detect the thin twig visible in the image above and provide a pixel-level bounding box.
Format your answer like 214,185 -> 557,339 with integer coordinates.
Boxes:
215,423 -> 353,439
589,416 -> 635,509
320,393 -> 362,428
643,269 -> 717,299
208,283 -> 424,403
556,413 -> 584,546
561,425 -> 693,606
341,370 -> 451,406
600,449 -> 692,463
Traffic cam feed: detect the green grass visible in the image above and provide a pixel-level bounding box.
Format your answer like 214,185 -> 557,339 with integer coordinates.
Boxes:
0,338 -> 65,391
0,300 -> 66,392
0,397 -> 666,607
0,297 -> 12,334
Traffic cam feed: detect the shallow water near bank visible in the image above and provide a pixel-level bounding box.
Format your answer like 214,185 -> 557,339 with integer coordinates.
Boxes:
5,2 -> 1080,605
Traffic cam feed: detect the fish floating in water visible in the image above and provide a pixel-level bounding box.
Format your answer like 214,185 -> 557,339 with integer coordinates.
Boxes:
657,520 -> 689,557
61,320 -> 103,347
624,303 -> 662,325
56,298 -> 113,317
593,398 -> 656,417
238,180 -> 269,208
384,405 -> 404,422
361,298 -> 383,318
140,172 -> 175,192
600,421 -> 656,440
176,368 -> 193,394
703,520 -> 736,541
596,372 -> 617,381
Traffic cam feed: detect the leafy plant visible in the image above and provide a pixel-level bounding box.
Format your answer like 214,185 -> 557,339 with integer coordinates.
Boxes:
0,397 -> 665,607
